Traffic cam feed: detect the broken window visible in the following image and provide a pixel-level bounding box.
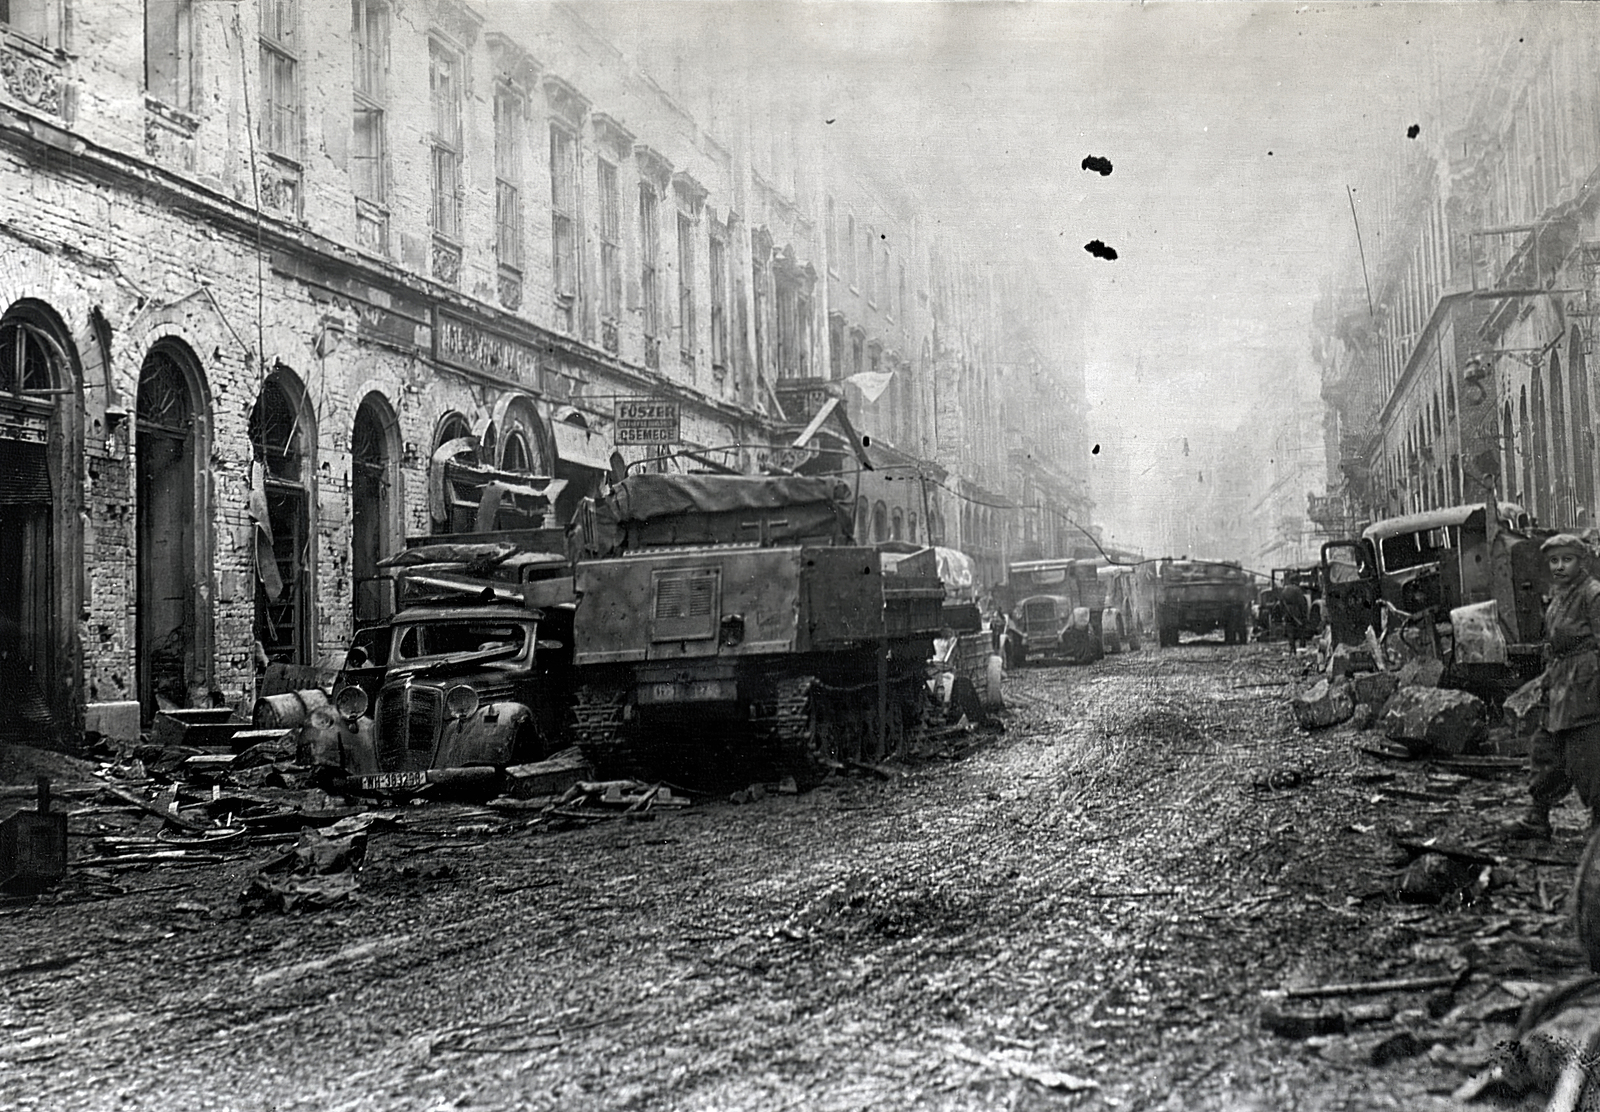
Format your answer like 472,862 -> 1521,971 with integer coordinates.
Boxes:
259,0 -> 300,157
146,0 -> 194,109
708,229 -> 728,374
429,38 -> 462,241
351,0 -> 388,203
1,0 -> 54,45
639,183 -> 661,357
677,209 -> 695,362
494,85 -> 524,271
863,225 -> 876,304
250,375 -> 311,666
845,213 -> 857,289
550,123 -> 579,321
597,158 -> 621,321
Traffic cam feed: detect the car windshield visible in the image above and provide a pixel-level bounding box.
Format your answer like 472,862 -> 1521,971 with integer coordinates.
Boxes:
1019,568 -> 1068,586
393,621 -> 531,661
1379,527 -> 1453,573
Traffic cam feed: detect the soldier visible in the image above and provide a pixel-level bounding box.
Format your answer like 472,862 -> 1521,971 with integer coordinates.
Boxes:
1279,582 -> 1312,652
1512,534 -> 1600,840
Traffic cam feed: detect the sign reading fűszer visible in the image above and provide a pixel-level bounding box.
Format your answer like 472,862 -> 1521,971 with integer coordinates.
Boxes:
614,398 -> 680,445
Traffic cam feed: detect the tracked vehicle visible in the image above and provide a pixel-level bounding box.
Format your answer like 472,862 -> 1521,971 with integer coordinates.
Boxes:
567,473 -> 945,786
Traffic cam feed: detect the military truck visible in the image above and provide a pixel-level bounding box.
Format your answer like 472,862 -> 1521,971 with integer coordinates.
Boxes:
566,473 -> 945,786
1252,566 -> 1322,642
1094,562 -> 1144,653
1319,501 -> 1548,698
1000,558 -> 1107,665
1151,559 -> 1255,646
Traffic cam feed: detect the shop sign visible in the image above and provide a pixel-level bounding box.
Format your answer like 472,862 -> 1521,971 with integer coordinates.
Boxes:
433,307 -> 540,387
614,397 -> 680,446
776,379 -> 832,421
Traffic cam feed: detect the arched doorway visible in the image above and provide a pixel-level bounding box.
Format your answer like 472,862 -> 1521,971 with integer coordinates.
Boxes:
351,393 -> 400,628
0,301 -> 81,740
250,370 -> 315,666
137,341 -> 208,719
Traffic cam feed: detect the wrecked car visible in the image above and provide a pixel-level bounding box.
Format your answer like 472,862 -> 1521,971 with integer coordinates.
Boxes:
1320,500 -> 1549,699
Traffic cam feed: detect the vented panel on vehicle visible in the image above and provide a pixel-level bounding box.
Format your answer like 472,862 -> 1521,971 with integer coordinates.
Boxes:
407,687 -> 441,753
376,688 -> 407,769
1023,599 -> 1057,632
652,567 -> 719,641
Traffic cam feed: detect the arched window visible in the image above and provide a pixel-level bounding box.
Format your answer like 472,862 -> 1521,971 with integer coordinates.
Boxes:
501,429 -> 532,473
907,511 -> 918,544
891,507 -> 904,541
1551,352 -> 1570,525
872,500 -> 889,543
436,411 -> 472,450
352,393 -> 400,627
1533,368 -> 1551,523
250,371 -> 314,665
1503,401 -> 1517,499
855,496 -> 869,543
137,342 -> 209,719
1521,386 -> 1534,519
1572,329 -> 1595,521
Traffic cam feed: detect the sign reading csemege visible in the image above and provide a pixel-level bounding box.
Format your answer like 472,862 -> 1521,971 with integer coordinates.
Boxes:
614,397 -> 681,446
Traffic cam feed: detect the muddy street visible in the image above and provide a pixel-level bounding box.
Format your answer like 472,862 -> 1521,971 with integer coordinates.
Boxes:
0,643 -> 1569,1110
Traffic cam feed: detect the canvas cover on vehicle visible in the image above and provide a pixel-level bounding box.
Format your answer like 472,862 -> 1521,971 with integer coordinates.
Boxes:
580,474 -> 851,555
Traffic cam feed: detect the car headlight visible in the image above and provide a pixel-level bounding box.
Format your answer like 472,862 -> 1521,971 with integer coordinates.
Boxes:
445,684 -> 480,719
334,685 -> 369,719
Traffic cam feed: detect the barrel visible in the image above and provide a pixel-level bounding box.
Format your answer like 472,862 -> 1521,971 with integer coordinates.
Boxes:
252,688 -> 330,729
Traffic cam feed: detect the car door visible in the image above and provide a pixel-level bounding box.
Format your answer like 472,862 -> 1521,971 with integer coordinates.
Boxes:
1320,540 -> 1379,646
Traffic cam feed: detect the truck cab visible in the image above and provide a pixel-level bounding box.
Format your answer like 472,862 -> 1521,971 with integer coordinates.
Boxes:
1318,501 -> 1548,696
1004,558 -> 1104,665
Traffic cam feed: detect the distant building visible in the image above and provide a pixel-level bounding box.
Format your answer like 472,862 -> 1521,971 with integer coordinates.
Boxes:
1315,9 -> 1600,533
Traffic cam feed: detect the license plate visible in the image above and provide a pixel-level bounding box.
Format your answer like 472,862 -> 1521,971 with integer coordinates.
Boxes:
640,679 -> 736,704
360,770 -> 428,792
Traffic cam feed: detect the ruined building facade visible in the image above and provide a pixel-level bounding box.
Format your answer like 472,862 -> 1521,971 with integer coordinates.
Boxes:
0,0 -> 1091,741
1314,9 -> 1600,534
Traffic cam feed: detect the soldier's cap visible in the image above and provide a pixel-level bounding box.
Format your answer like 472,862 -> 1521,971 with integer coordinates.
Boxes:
1541,533 -> 1588,556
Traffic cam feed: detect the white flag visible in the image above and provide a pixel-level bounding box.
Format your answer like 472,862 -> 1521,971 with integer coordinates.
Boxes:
845,370 -> 895,404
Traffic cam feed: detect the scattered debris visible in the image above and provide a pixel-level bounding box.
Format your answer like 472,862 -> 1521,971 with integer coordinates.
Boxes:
1291,679 -> 1354,730
1380,686 -> 1488,754
504,748 -> 592,799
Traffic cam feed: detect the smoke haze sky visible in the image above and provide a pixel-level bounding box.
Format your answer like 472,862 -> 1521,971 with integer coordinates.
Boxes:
524,2 -> 1577,536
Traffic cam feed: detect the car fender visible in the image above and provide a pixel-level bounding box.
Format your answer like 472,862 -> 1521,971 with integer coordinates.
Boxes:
432,701 -> 538,769
296,709 -> 380,776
